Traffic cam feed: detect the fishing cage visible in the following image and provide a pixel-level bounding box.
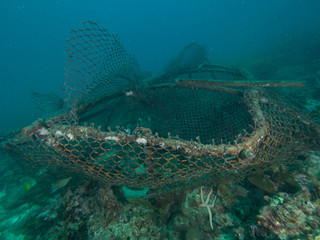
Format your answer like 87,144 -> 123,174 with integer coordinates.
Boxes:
2,22 -> 319,194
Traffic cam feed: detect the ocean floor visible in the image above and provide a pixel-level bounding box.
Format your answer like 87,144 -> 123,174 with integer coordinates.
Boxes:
0,149 -> 320,240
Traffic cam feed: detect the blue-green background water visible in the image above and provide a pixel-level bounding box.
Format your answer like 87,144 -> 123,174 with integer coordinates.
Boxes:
1,0 -> 320,132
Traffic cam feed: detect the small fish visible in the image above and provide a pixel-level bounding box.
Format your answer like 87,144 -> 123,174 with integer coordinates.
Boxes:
51,177 -> 72,193
23,182 -> 32,192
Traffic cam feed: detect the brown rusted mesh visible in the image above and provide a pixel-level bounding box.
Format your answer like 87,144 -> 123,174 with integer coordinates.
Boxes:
4,86 -> 319,192
1,22 -> 319,194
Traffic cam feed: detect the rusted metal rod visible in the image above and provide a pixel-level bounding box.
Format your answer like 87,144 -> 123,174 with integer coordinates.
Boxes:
146,82 -> 241,95
175,79 -> 305,88
76,90 -> 123,115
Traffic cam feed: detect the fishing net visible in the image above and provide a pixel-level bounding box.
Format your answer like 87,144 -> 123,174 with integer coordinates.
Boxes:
31,91 -> 66,119
1,21 -> 319,194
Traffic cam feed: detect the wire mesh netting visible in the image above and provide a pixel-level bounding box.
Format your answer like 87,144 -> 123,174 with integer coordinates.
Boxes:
1,21 -> 319,194
64,21 -> 142,117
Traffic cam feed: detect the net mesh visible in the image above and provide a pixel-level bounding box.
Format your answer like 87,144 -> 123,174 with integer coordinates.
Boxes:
104,87 -> 253,144
31,91 -> 66,119
64,21 -> 141,117
1,22 -> 319,194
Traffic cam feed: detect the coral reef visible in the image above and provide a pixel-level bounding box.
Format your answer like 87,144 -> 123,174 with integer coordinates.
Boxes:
1,150 -> 320,240
256,152 -> 320,239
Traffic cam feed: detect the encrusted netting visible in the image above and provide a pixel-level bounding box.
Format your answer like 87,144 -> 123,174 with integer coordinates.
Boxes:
4,88 -> 319,192
1,22 -> 320,194
93,87 -> 254,144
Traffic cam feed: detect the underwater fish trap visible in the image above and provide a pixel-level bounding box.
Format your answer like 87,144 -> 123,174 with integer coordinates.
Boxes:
2,22 -> 319,192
